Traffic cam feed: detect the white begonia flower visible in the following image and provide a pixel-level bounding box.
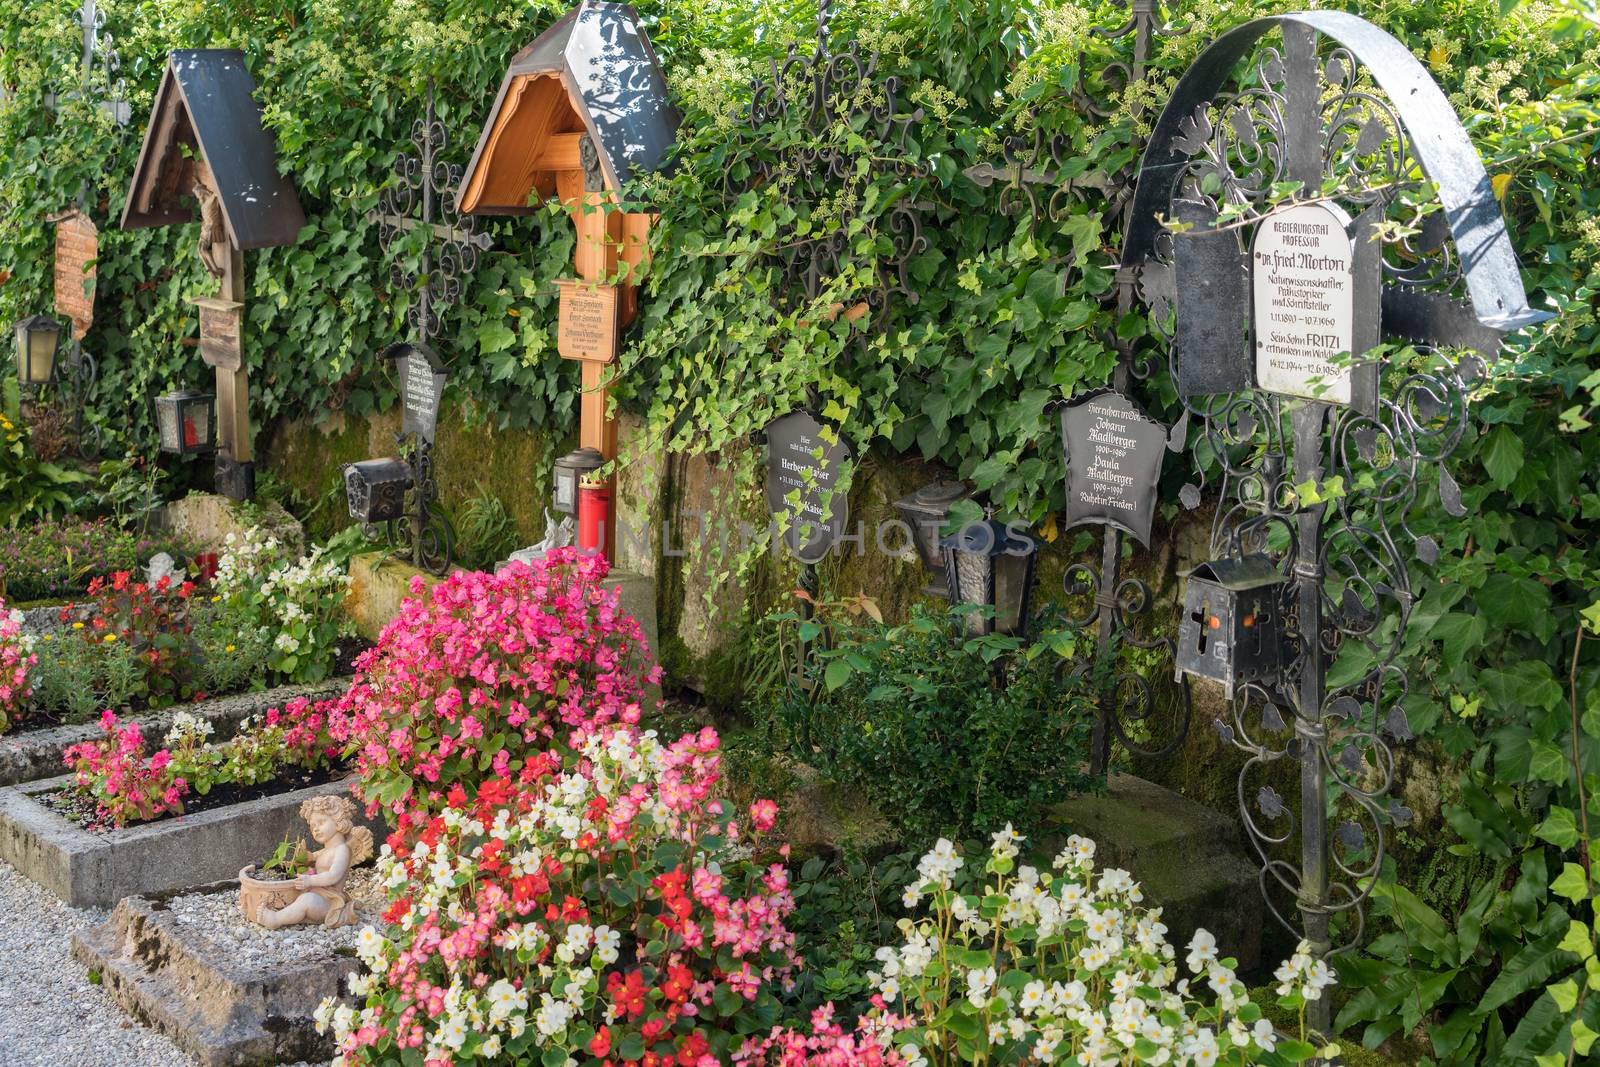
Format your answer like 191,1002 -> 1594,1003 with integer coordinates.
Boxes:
1252,1018 -> 1278,1051
439,1015 -> 468,1051
483,1035 -> 503,1058
879,975 -> 901,1002
1186,928 -> 1218,973
593,924 -> 621,964
966,965 -> 997,1007
1020,980 -> 1047,1014
313,996 -> 337,1035
990,823 -> 1022,860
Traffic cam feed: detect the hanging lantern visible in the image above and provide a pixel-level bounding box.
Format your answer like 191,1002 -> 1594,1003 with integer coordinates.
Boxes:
1174,555 -> 1289,699
343,458 -> 413,524
552,446 -> 605,516
13,315 -> 63,385
153,390 -> 217,455
941,520 -> 1041,638
892,480 -> 972,598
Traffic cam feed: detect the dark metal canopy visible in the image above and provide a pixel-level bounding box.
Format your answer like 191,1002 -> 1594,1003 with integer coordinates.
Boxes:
1121,10 -> 1550,341
121,49 -> 305,250
458,0 -> 679,214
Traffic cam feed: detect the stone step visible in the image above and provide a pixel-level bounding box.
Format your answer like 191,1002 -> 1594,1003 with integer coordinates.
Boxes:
1049,774 -> 1264,970
73,888 -> 356,1067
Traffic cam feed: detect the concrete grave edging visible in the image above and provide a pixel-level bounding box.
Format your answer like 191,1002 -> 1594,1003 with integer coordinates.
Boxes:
73,886 -> 357,1067
0,678 -> 351,789
0,772 -> 381,908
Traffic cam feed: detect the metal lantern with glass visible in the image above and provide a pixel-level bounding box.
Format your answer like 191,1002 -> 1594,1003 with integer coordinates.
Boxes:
13,315 -> 63,386
552,447 -> 605,516
153,390 -> 217,455
343,458 -> 413,525
891,480 -> 971,598
940,519 -> 1040,638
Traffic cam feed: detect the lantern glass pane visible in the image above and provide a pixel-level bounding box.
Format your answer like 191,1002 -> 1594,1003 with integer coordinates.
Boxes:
156,397 -> 181,453
554,468 -> 576,513
15,319 -> 59,384
182,398 -> 211,451
993,551 -> 1031,636
951,550 -> 993,636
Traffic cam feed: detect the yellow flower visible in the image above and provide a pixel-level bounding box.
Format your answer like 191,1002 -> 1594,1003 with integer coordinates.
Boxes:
103,633 -> 116,643
42,634 -> 52,642
211,596 -> 221,603
72,622 -> 85,630
225,645 -> 236,653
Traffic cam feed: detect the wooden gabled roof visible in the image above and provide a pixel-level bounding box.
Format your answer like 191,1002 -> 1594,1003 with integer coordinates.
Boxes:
457,1 -> 679,215
121,49 -> 305,250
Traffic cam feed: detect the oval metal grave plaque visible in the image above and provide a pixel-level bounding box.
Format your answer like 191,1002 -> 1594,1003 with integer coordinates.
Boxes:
765,410 -> 853,564
1059,389 -> 1168,547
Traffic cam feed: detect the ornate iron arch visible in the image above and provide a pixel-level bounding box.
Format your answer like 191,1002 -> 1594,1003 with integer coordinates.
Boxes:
1121,9 -> 1546,335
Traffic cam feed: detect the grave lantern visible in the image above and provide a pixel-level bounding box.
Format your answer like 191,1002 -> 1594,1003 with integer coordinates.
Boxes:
343,458 -> 413,525
153,389 -> 216,455
1173,556 -> 1288,699
553,446 -> 605,516
941,520 -> 1040,638
892,480 -> 971,598
14,314 -> 63,385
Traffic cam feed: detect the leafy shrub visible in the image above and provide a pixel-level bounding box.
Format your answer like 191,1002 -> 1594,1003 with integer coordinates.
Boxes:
213,527 -> 352,683
57,571 -> 199,709
867,829 -> 1338,1067
320,726 -> 799,1065
0,381 -> 89,525
0,518 -> 187,603
455,483 -> 523,572
771,602 -> 1097,841
329,547 -> 659,824
0,601 -> 36,732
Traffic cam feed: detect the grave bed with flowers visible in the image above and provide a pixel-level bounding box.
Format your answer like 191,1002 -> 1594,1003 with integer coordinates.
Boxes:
0,524 -> 363,787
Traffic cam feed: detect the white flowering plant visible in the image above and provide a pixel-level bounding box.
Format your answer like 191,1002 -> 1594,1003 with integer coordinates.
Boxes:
866,829 -> 1338,1067
214,528 -> 352,683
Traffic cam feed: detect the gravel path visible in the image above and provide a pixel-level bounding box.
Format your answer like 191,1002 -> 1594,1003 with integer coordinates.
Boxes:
0,856 -> 338,1067
0,856 -> 188,1067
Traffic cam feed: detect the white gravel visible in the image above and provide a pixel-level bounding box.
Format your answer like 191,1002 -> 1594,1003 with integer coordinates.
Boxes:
0,855 -> 370,1066
164,867 -> 381,970
0,856 -> 188,1066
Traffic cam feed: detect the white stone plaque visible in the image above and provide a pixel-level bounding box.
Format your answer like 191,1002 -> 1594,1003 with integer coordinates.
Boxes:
1252,202 -> 1357,404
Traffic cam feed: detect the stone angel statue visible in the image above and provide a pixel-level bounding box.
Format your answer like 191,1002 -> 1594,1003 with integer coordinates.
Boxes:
251,794 -> 374,930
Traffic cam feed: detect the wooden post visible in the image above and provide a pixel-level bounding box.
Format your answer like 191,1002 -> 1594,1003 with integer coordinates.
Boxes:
555,166 -> 651,561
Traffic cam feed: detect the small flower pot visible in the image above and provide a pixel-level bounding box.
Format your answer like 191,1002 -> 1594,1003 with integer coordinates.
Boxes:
238,864 -> 300,924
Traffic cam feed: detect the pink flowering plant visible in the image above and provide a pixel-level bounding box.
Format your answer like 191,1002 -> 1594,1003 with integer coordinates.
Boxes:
865,829 -> 1337,1067
329,549 -> 659,824
320,725 -> 805,1067
0,601 -> 36,733
62,697 -> 340,829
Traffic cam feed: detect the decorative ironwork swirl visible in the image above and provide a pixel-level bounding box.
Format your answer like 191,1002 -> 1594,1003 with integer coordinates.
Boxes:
383,431 -> 454,576
372,82 -> 487,348
737,3 -> 929,318
1059,562 -> 1192,765
1153,36 -> 1469,955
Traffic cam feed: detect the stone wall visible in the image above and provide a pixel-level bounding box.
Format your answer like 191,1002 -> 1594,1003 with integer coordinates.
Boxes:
258,403 -> 1464,869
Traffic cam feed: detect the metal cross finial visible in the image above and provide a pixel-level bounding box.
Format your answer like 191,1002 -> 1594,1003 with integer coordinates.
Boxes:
368,81 -> 491,348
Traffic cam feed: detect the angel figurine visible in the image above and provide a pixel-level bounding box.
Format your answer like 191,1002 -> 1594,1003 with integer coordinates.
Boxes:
251,794 -> 374,930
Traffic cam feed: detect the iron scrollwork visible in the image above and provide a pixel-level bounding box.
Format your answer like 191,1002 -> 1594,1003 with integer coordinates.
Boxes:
369,80 -> 490,348
360,430 -> 453,577
739,1 -> 930,318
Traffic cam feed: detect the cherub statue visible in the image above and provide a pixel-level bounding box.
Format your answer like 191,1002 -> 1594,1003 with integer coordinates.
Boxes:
253,794 -> 374,930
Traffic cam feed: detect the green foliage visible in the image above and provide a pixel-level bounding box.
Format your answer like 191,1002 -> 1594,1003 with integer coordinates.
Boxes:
259,834 -> 313,879
768,600 -> 1098,841
454,482 -> 520,571
0,379 -> 89,522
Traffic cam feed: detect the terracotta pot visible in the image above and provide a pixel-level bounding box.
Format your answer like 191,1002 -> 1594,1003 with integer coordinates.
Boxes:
238,865 -> 300,924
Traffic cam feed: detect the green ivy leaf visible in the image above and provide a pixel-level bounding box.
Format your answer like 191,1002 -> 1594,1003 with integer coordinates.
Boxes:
824,659 -> 852,692
1481,425 -> 1526,488
1560,920 -> 1596,960
1535,806 -> 1581,849
1529,739 -> 1571,784
1553,863 -> 1591,902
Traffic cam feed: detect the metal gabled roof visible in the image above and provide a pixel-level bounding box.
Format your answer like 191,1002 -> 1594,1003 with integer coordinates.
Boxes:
121,49 -> 305,250
458,1 -> 678,214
